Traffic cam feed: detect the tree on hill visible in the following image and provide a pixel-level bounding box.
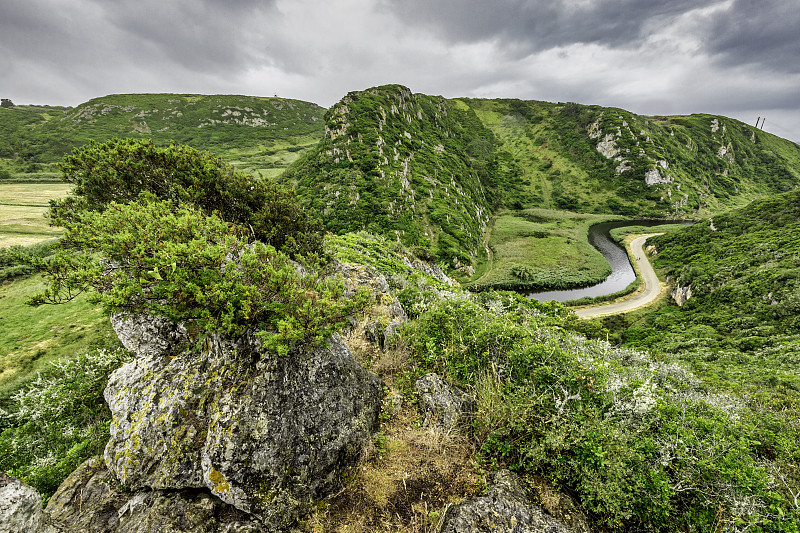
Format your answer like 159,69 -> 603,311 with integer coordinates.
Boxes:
0,98 -> 14,108
24,139 -> 367,356
51,138 -> 323,259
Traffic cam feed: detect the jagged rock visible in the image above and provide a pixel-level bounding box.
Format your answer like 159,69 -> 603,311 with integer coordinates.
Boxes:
110,312 -> 190,359
46,456 -> 265,532
0,472 -> 60,533
388,299 -> 407,320
404,257 -> 456,286
105,313 -> 383,531
332,261 -> 390,296
45,457 -> 127,532
672,284 -> 692,306
440,470 -> 579,533
364,320 -> 388,349
415,373 -> 474,431
383,321 -> 403,347
363,320 -> 404,350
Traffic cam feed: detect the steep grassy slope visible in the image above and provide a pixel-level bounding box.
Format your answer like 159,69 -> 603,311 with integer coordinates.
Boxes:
286,88 -> 800,278
0,94 -> 326,177
465,99 -> 800,217
286,85 -> 525,274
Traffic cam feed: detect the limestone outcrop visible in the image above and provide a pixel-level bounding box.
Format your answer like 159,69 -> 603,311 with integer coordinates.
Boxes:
440,470 -> 580,533
672,284 -> 692,306
415,373 -> 474,431
97,312 -> 383,531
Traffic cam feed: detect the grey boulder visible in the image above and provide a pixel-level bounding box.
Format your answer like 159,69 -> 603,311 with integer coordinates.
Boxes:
415,373 -> 474,431
105,313 -> 383,530
440,470 -> 579,533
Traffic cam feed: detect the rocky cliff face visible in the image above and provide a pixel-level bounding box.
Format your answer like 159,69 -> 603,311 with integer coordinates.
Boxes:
0,472 -> 59,533
44,311 -> 383,532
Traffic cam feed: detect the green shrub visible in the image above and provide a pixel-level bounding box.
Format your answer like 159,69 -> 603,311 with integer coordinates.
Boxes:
404,295 -> 800,531
52,138 -> 322,258
28,195 -> 368,357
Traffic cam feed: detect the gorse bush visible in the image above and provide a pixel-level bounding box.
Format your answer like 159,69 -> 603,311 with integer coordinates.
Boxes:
0,346 -> 130,502
23,139 -> 367,356
30,194 -> 367,357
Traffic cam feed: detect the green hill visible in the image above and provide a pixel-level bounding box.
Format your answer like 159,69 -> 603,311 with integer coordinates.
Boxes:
285,86 -> 800,274
0,94 -> 326,178
466,99 -> 800,217
4,87 -> 800,279
286,85 -> 525,275
620,188 -> 800,386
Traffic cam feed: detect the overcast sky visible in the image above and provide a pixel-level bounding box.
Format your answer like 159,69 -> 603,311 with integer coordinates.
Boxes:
2,0 -> 799,143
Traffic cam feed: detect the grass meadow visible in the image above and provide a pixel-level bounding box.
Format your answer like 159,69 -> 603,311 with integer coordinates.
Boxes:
0,183 -> 70,247
0,274 -> 111,399
468,209 -> 621,291
0,182 -> 112,400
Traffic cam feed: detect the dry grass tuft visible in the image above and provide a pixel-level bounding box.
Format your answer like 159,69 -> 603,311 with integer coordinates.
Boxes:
303,404 -> 485,533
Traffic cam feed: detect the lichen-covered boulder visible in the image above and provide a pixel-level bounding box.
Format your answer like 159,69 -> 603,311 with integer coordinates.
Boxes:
105,313 -> 383,530
46,456 -> 265,533
45,457 -> 127,532
415,373 -> 474,431
0,472 -> 60,533
440,470 -> 579,533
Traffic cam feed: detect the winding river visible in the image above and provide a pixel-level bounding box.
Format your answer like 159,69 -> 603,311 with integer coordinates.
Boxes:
527,220 -> 690,303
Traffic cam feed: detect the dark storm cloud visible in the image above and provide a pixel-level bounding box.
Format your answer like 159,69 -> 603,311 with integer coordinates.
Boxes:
0,0 -> 280,104
706,0 -> 800,73
92,0 -> 279,72
1,0 -> 798,142
379,0 -> 717,55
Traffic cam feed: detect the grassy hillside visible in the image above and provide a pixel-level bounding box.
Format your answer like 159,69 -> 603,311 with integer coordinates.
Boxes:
0,94 -> 326,177
286,88 -> 800,280
598,191 -> 800,526
465,99 -> 800,217
286,85 -> 526,275
616,189 -> 800,391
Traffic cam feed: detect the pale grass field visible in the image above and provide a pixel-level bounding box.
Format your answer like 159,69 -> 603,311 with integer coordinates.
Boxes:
0,183 -> 71,247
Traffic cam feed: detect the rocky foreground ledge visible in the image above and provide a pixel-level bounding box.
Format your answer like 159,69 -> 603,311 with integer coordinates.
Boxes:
1,261 -> 589,532
5,310 -> 384,533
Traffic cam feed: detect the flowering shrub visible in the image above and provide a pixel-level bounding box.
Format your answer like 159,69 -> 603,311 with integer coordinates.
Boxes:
0,347 -> 130,502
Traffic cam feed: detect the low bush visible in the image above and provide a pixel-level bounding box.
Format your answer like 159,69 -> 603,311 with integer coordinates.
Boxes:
403,296 -> 800,531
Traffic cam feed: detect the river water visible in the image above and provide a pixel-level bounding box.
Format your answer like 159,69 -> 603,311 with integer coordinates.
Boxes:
527,220 -> 689,303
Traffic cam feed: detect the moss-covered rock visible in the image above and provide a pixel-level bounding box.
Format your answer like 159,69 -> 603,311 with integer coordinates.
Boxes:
46,456 -> 265,532
103,313 -> 383,530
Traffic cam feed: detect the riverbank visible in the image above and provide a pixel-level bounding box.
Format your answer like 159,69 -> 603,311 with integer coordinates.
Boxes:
464,209 -> 622,292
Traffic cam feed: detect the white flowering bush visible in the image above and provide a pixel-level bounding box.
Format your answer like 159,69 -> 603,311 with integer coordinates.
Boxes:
0,346 -> 130,502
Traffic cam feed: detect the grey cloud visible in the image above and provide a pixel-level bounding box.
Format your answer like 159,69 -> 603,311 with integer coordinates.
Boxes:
92,0 -> 279,73
380,0 -> 716,55
706,0 -> 800,73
